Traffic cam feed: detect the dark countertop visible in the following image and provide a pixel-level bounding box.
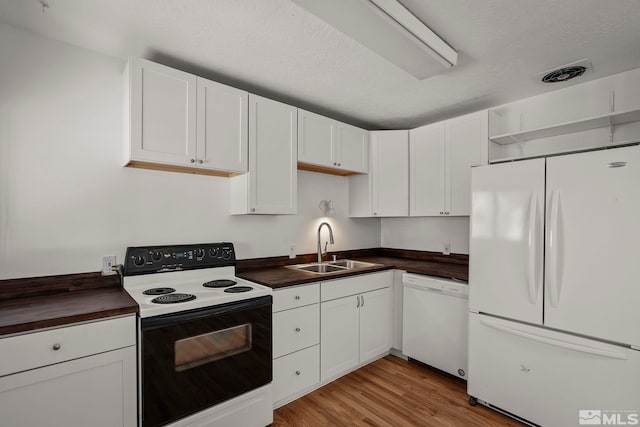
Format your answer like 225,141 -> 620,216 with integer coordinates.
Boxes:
0,272 -> 138,337
236,248 -> 468,289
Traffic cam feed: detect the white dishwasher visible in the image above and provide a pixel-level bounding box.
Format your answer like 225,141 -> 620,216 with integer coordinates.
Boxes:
402,273 -> 469,379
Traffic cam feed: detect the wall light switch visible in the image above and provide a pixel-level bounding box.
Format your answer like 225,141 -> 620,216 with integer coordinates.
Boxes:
289,244 -> 296,259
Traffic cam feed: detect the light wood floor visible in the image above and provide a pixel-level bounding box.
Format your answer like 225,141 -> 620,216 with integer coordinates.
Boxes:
273,356 -> 523,426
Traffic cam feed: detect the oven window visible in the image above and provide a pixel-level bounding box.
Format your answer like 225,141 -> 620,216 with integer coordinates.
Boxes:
174,324 -> 252,372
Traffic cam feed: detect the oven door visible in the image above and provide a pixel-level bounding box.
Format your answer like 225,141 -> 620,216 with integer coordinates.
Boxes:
140,295 -> 272,427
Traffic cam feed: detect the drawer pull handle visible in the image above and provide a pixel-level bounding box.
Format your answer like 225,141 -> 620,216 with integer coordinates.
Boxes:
295,327 -> 301,332
295,370 -> 301,376
52,343 -> 61,351
295,295 -> 301,300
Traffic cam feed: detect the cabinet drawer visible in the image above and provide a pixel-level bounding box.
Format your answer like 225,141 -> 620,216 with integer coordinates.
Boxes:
273,283 -> 320,312
273,345 -> 320,404
273,304 -> 319,358
0,316 -> 136,376
321,271 -> 392,301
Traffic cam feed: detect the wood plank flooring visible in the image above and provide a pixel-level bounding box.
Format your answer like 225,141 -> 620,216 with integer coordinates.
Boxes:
273,356 -> 523,426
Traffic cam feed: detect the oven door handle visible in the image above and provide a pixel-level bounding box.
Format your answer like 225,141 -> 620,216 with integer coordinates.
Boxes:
141,295 -> 273,330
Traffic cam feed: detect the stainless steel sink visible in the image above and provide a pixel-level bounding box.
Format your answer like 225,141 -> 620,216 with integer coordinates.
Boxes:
287,259 -> 378,274
295,264 -> 346,274
329,260 -> 376,269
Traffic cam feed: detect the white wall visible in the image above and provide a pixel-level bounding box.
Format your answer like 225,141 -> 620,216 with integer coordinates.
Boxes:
0,24 -> 380,280
381,217 -> 469,255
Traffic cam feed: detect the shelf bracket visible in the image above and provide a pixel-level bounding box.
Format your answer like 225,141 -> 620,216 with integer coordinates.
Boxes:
508,134 -> 524,145
609,91 -> 615,113
608,116 -> 614,143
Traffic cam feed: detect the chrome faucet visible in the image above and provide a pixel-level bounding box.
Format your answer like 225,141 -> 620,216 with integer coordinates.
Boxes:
317,222 -> 335,264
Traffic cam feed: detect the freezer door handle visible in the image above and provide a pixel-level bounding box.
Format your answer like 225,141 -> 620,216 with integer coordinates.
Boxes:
547,190 -> 562,308
480,318 -> 627,360
526,193 -> 539,305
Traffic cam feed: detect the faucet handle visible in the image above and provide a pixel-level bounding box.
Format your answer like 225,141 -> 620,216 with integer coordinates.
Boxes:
332,254 -> 337,262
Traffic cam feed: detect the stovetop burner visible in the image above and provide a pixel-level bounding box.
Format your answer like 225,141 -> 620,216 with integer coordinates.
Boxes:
203,279 -> 237,288
224,286 -> 253,293
151,293 -> 197,304
143,287 -> 176,296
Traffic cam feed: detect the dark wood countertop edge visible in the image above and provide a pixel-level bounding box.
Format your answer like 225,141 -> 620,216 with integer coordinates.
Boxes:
0,272 -> 138,337
236,247 -> 468,272
0,271 -> 122,302
237,264 -> 395,289
0,306 -> 138,337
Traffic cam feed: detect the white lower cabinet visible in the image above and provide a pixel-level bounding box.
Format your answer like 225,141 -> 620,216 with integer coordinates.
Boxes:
359,287 -> 392,362
320,272 -> 392,381
272,284 -> 320,407
273,345 -> 320,404
0,316 -> 137,427
271,272 -> 393,407
320,294 -> 360,380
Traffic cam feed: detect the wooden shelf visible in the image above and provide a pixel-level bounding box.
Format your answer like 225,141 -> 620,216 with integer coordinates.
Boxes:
489,108 -> 640,145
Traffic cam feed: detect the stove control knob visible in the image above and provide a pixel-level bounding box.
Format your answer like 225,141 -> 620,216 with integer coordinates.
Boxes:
195,248 -> 205,259
209,247 -> 220,258
133,255 -> 145,267
151,251 -> 162,262
221,249 -> 231,260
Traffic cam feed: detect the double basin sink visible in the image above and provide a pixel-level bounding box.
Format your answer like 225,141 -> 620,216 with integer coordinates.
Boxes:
287,259 -> 378,274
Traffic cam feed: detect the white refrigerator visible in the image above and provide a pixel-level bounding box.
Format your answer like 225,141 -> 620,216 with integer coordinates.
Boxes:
468,145 -> 640,426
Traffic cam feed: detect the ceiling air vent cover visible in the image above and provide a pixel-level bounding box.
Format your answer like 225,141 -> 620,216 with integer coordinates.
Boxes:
541,66 -> 587,83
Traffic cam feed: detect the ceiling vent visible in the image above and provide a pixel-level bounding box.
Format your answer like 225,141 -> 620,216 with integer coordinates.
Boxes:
536,58 -> 592,83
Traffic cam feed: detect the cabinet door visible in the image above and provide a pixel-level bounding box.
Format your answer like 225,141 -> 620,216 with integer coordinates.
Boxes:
336,122 -> 368,173
129,58 -> 196,166
446,110 -> 488,216
297,109 -> 335,168
0,347 -> 136,427
359,287 -> 391,362
196,77 -> 248,173
320,296 -> 359,381
371,130 -> 409,217
248,94 -> 297,214
409,122 -> 446,216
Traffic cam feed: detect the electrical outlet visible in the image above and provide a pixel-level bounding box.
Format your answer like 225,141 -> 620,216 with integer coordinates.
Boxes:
289,244 -> 296,259
102,255 -> 117,275
443,243 -> 451,255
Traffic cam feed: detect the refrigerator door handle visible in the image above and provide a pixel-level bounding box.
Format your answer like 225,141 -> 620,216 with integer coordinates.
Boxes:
526,193 -> 539,304
480,318 -> 628,360
548,190 -> 561,308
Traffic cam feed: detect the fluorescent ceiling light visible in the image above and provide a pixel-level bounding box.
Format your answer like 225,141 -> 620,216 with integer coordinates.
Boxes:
292,0 -> 458,80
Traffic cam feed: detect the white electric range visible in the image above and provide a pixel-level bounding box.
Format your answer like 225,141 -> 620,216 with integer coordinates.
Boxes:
122,243 -> 273,427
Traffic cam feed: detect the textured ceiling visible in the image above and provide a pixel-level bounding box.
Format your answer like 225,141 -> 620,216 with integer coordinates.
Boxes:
1,0 -> 639,129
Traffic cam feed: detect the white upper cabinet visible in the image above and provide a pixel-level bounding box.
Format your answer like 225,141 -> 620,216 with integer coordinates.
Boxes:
298,109 -> 335,167
349,130 -> 409,217
124,58 -> 247,176
447,110 -> 489,215
409,122 -> 446,216
196,77 -> 248,173
230,94 -> 297,214
410,110 -> 488,216
335,122 -> 368,173
297,109 -> 368,175
125,57 -> 197,168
